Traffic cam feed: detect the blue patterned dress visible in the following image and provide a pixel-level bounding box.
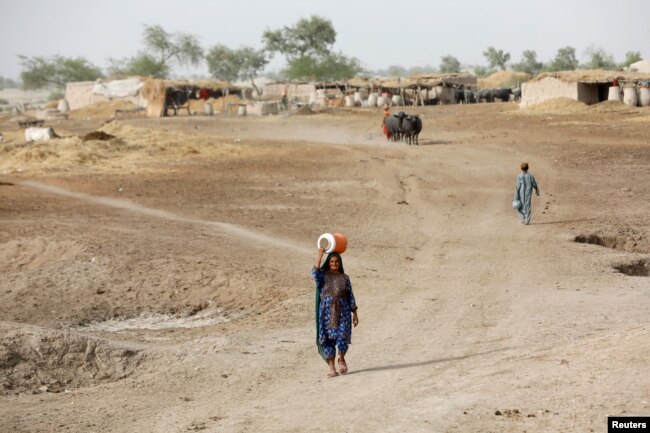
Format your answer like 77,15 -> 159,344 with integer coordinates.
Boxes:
312,266 -> 358,360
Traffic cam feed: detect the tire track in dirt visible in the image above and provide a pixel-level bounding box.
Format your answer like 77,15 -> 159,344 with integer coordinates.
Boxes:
18,180 -> 312,256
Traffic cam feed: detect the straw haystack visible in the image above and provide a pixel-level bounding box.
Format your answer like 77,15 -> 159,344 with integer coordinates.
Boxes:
478,71 -> 532,89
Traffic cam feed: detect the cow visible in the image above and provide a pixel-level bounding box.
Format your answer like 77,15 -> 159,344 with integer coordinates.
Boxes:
25,127 -> 59,142
512,88 -> 522,102
401,115 -> 422,145
163,87 -> 194,116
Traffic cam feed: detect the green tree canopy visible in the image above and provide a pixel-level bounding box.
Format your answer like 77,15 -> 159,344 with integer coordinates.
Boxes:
109,24 -> 203,79
381,65 -> 408,78
583,46 -> 616,70
107,53 -> 169,78
0,76 -> 20,89
18,55 -> 104,89
263,15 -> 336,58
284,52 -> 362,82
263,15 -> 359,81
622,51 -> 642,68
439,55 -> 461,73
483,47 -> 510,71
206,44 -> 245,82
143,24 -> 203,67
547,46 -> 579,71
206,45 -> 268,93
512,50 -> 544,76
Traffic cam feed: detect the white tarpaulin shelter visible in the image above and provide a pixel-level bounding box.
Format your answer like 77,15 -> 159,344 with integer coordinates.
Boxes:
92,78 -> 144,98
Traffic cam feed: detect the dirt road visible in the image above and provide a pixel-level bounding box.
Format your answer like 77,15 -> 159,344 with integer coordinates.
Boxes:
1,102 -> 649,432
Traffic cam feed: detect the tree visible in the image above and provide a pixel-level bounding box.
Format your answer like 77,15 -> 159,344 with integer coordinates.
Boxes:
262,15 -> 359,81
483,47 -> 510,70
0,76 -> 20,89
583,46 -> 616,70
622,51 -> 642,68
547,46 -> 578,71
382,65 -> 408,78
206,45 -> 268,94
439,55 -> 461,73
470,65 -> 491,78
284,52 -> 361,82
263,15 -> 336,58
237,47 -> 269,93
18,55 -> 103,89
512,50 -> 544,76
109,24 -> 203,79
143,25 -> 203,68
206,44 -> 245,83
107,53 -> 169,78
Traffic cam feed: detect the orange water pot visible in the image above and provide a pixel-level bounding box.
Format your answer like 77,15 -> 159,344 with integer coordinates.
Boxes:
317,232 -> 348,254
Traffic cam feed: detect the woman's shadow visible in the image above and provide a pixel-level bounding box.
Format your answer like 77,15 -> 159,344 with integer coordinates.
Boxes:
345,346 -> 512,376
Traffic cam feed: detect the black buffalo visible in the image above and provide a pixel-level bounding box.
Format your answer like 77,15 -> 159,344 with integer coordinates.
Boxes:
401,115 -> 422,145
385,112 -> 406,141
477,88 -> 493,103
163,87 -> 194,116
463,89 -> 476,104
491,88 -> 513,102
454,88 -> 466,104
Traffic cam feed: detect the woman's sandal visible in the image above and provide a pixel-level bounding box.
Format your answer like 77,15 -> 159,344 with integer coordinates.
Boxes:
338,359 -> 348,374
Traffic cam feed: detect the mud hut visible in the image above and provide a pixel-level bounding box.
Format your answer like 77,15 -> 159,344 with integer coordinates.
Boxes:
520,70 -> 650,108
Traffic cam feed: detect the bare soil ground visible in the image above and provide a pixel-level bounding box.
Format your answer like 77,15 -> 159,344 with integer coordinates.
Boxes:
1,100 -> 649,433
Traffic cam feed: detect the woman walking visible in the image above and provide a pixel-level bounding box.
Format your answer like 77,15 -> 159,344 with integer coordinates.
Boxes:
312,247 -> 359,378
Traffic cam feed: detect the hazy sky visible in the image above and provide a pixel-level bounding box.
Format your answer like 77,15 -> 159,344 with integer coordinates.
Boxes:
1,0 -> 649,80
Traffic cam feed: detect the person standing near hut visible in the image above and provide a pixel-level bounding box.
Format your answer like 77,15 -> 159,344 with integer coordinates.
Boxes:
514,162 -> 540,225
312,247 -> 359,378
280,91 -> 288,111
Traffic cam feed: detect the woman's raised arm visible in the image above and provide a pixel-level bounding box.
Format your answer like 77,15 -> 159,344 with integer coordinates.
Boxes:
314,247 -> 325,268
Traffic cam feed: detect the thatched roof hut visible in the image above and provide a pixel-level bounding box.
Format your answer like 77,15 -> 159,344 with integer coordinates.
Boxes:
141,78 -> 242,117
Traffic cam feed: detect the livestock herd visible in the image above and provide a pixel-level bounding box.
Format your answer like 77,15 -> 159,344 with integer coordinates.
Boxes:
379,87 -> 520,145
454,87 -> 521,104
384,111 -> 423,145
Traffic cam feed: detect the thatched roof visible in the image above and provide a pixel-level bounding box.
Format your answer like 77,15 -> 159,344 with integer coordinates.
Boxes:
531,69 -> 650,84
315,73 -> 475,90
159,78 -> 240,91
